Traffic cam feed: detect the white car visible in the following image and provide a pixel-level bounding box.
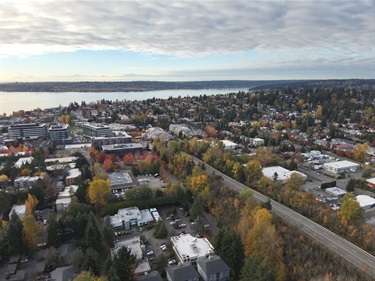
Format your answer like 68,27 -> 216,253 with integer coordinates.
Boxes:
160,245 -> 167,251
168,259 -> 177,265
179,223 -> 186,228
146,250 -> 154,256
170,221 -> 176,225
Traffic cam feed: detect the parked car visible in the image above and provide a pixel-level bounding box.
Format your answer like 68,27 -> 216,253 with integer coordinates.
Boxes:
204,224 -> 210,228
168,259 -> 177,265
179,223 -> 186,228
146,250 -> 154,256
170,221 -> 176,226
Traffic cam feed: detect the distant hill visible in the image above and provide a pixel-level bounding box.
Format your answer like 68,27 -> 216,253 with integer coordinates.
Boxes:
0,80 -> 295,92
252,79 -> 375,90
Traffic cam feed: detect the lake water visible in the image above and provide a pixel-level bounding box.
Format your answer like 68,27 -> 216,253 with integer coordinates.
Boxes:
0,88 -> 246,116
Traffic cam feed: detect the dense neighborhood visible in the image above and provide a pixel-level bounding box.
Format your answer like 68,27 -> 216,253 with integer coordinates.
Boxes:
0,81 -> 375,281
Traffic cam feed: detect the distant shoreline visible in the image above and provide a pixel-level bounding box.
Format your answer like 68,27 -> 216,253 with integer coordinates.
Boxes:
0,80 -> 293,92
0,79 -> 374,92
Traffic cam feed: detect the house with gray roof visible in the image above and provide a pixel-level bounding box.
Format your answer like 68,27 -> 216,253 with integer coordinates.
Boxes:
165,262 -> 199,281
197,256 -> 230,281
50,265 -> 77,281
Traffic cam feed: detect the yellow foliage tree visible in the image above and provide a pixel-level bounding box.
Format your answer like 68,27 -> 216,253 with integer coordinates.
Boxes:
73,271 -> 107,281
352,142 -> 368,163
22,215 -> 42,248
316,105 -> 323,119
189,174 -> 208,194
25,194 -> 38,216
88,178 -> 111,206
245,159 -> 263,182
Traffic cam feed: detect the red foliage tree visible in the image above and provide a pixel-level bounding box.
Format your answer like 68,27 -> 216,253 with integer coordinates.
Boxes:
123,153 -> 134,165
103,158 -> 115,173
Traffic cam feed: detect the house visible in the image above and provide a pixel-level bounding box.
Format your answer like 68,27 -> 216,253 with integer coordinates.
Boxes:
50,265 -> 77,281
166,263 -> 199,281
14,157 -> 34,168
58,185 -> 78,198
111,236 -> 143,261
56,198 -> 71,212
221,140 -> 237,150
65,168 -> 81,185
249,138 -> 265,147
9,204 -> 26,220
197,256 -> 230,281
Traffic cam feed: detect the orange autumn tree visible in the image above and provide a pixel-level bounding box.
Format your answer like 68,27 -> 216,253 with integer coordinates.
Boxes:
25,194 -> 38,216
123,153 -> 134,165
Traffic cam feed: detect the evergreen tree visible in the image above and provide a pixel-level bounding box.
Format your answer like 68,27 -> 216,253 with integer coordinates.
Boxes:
215,228 -> 244,278
8,212 -> 24,254
47,212 -> 59,247
111,246 -> 136,281
83,214 -> 102,254
240,255 -> 275,281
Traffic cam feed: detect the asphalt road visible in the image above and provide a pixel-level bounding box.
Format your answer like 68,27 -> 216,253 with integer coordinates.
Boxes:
192,156 -> 375,277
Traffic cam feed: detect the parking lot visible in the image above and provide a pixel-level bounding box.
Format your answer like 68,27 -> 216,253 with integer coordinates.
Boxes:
114,205 -> 216,267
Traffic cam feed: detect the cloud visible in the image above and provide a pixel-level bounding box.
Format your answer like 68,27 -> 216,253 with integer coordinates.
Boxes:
1,0 -> 373,57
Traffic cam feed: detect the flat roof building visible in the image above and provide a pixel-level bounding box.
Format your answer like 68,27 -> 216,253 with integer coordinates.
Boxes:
92,135 -> 131,148
323,160 -> 360,174
8,123 -> 47,139
325,187 -> 347,197
109,171 -> 139,192
171,233 -> 215,264
82,122 -> 112,138
221,140 -> 237,150
110,207 -> 154,229
356,195 -> 375,208
49,123 -> 72,144
102,143 -> 143,157
262,166 -> 307,183
111,236 -> 143,261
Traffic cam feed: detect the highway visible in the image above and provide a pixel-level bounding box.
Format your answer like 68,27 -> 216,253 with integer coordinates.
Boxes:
192,156 -> 375,277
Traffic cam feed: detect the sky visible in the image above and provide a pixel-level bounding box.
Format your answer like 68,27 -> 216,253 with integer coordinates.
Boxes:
0,0 -> 374,82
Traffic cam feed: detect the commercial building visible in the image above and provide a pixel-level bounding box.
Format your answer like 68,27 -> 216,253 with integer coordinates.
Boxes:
82,122 -> 112,138
323,160 -> 360,174
356,195 -> 375,208
110,207 -> 154,229
8,123 -> 47,139
49,123 -> 72,144
171,233 -> 215,264
92,135 -> 131,148
109,171 -> 139,193
262,166 -> 307,183
325,187 -> 347,197
197,256 -> 230,281
102,143 -> 143,157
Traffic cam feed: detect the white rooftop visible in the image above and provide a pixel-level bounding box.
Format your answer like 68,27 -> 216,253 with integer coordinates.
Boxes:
171,233 -> 214,262
325,187 -> 347,196
221,140 -> 237,147
56,198 -> 72,205
356,195 -> 375,208
324,160 -> 360,169
45,157 -> 78,164
9,204 -> 26,220
111,236 -> 143,260
58,185 -> 78,198
66,168 -> 81,179
64,143 -> 91,149
262,166 -> 307,182
14,157 -> 34,168
367,178 -> 375,185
